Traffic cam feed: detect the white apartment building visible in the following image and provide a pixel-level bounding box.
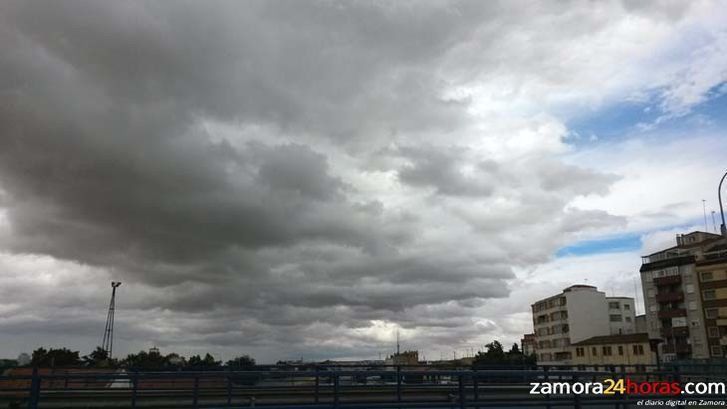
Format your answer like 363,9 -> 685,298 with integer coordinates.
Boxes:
607,297 -> 637,335
531,285 -> 635,365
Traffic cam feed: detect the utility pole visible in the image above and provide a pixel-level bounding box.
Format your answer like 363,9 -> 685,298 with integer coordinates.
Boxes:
101,282 -> 122,359
719,170 -> 727,237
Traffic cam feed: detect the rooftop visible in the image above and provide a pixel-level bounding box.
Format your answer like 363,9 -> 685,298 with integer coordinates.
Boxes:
571,333 -> 649,346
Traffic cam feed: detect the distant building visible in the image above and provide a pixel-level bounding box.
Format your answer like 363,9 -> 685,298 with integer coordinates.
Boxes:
695,241 -> 727,358
531,285 -> 635,365
521,333 -> 536,356
386,350 -> 419,366
606,297 -> 636,335
634,314 -> 647,333
640,231 -> 725,361
571,333 -> 655,366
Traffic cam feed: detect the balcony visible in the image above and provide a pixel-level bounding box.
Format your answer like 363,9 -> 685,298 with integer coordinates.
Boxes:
662,344 -> 692,354
654,275 -> 681,286
661,326 -> 689,338
655,292 -> 684,303
658,308 -> 687,319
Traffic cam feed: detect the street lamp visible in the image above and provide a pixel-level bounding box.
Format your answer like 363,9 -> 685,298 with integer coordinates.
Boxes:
720,170 -> 727,237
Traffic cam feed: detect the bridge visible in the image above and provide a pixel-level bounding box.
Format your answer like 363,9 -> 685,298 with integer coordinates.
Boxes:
1,364 -> 725,408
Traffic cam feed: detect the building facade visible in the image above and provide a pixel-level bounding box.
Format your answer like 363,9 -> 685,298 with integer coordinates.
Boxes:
640,231 -> 724,361
606,297 -> 637,335
695,243 -> 727,358
521,333 -> 536,356
571,333 -> 654,366
531,285 -> 635,365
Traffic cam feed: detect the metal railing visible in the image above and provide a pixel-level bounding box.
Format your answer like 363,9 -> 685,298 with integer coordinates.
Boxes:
2,364 -> 727,409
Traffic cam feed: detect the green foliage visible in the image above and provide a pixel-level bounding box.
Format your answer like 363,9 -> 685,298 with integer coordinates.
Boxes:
30,347 -> 82,367
187,353 -> 221,369
30,346 -> 257,372
83,347 -> 112,368
473,340 -> 535,367
121,349 -> 176,369
226,355 -> 256,369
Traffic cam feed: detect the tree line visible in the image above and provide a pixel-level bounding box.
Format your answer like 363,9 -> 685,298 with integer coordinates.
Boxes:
472,341 -> 536,367
26,346 -> 256,370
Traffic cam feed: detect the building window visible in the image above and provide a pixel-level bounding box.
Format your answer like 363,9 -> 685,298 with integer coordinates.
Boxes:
610,314 -> 622,322
625,317 -> 632,322
618,346 -> 624,355
609,302 -> 620,309
706,308 -> 719,319
686,284 -> 695,294
633,344 -> 645,355
711,346 -> 723,357
701,272 -> 714,282
624,304 -> 630,310
708,327 -> 720,338
688,301 -> 697,311
602,346 -> 612,356
576,347 -> 584,357
703,290 -> 716,301
592,347 -> 597,356
649,305 -> 657,312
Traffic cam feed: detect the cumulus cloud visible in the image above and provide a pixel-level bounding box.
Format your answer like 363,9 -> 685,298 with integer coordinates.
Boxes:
0,0 -> 725,361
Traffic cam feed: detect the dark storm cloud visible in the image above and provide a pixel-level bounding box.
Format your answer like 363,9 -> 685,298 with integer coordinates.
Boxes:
397,146 -> 496,197
0,0 -> 636,360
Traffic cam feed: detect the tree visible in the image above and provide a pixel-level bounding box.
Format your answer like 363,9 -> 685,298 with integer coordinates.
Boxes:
31,347 -> 82,367
226,355 -> 255,369
121,349 -> 170,369
83,347 -> 111,367
473,340 -> 536,368
187,353 -> 221,369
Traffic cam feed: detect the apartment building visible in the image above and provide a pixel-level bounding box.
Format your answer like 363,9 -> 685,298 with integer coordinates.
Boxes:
640,231 -> 725,361
521,333 -> 536,356
571,333 -> 654,366
696,242 -> 727,358
607,297 -> 637,335
531,285 -> 635,365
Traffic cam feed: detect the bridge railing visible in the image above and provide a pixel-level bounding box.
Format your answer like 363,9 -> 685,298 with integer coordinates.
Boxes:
1,364 -> 726,408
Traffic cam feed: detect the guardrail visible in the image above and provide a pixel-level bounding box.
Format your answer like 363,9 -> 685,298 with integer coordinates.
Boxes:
1,364 -> 726,409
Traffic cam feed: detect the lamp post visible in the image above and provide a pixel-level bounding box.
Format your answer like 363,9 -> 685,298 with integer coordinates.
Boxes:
720,170 -> 727,237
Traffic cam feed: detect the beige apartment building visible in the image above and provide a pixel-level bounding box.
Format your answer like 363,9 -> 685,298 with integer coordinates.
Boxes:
531,285 -> 635,365
571,333 -> 655,366
695,243 -> 727,358
640,231 -> 725,361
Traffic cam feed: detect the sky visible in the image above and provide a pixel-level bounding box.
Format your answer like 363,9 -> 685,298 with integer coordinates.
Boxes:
0,0 -> 726,363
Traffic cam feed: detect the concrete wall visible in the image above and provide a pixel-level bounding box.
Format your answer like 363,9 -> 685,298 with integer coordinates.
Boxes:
566,289 -> 610,344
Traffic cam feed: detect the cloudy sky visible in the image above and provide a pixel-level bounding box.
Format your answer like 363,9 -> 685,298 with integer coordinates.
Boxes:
1,1 -> 726,363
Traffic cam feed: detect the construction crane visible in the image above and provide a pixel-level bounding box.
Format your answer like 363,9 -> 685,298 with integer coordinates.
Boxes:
101,281 -> 122,359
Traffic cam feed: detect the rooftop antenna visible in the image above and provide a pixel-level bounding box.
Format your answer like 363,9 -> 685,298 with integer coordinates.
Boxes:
703,199 -> 708,231
101,281 -> 121,359
396,329 -> 400,356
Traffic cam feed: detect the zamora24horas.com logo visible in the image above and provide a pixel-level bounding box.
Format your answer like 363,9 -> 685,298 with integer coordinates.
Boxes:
530,379 -> 726,396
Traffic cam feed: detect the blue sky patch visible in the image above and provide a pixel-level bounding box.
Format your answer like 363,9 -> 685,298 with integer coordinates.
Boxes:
556,234 -> 642,257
